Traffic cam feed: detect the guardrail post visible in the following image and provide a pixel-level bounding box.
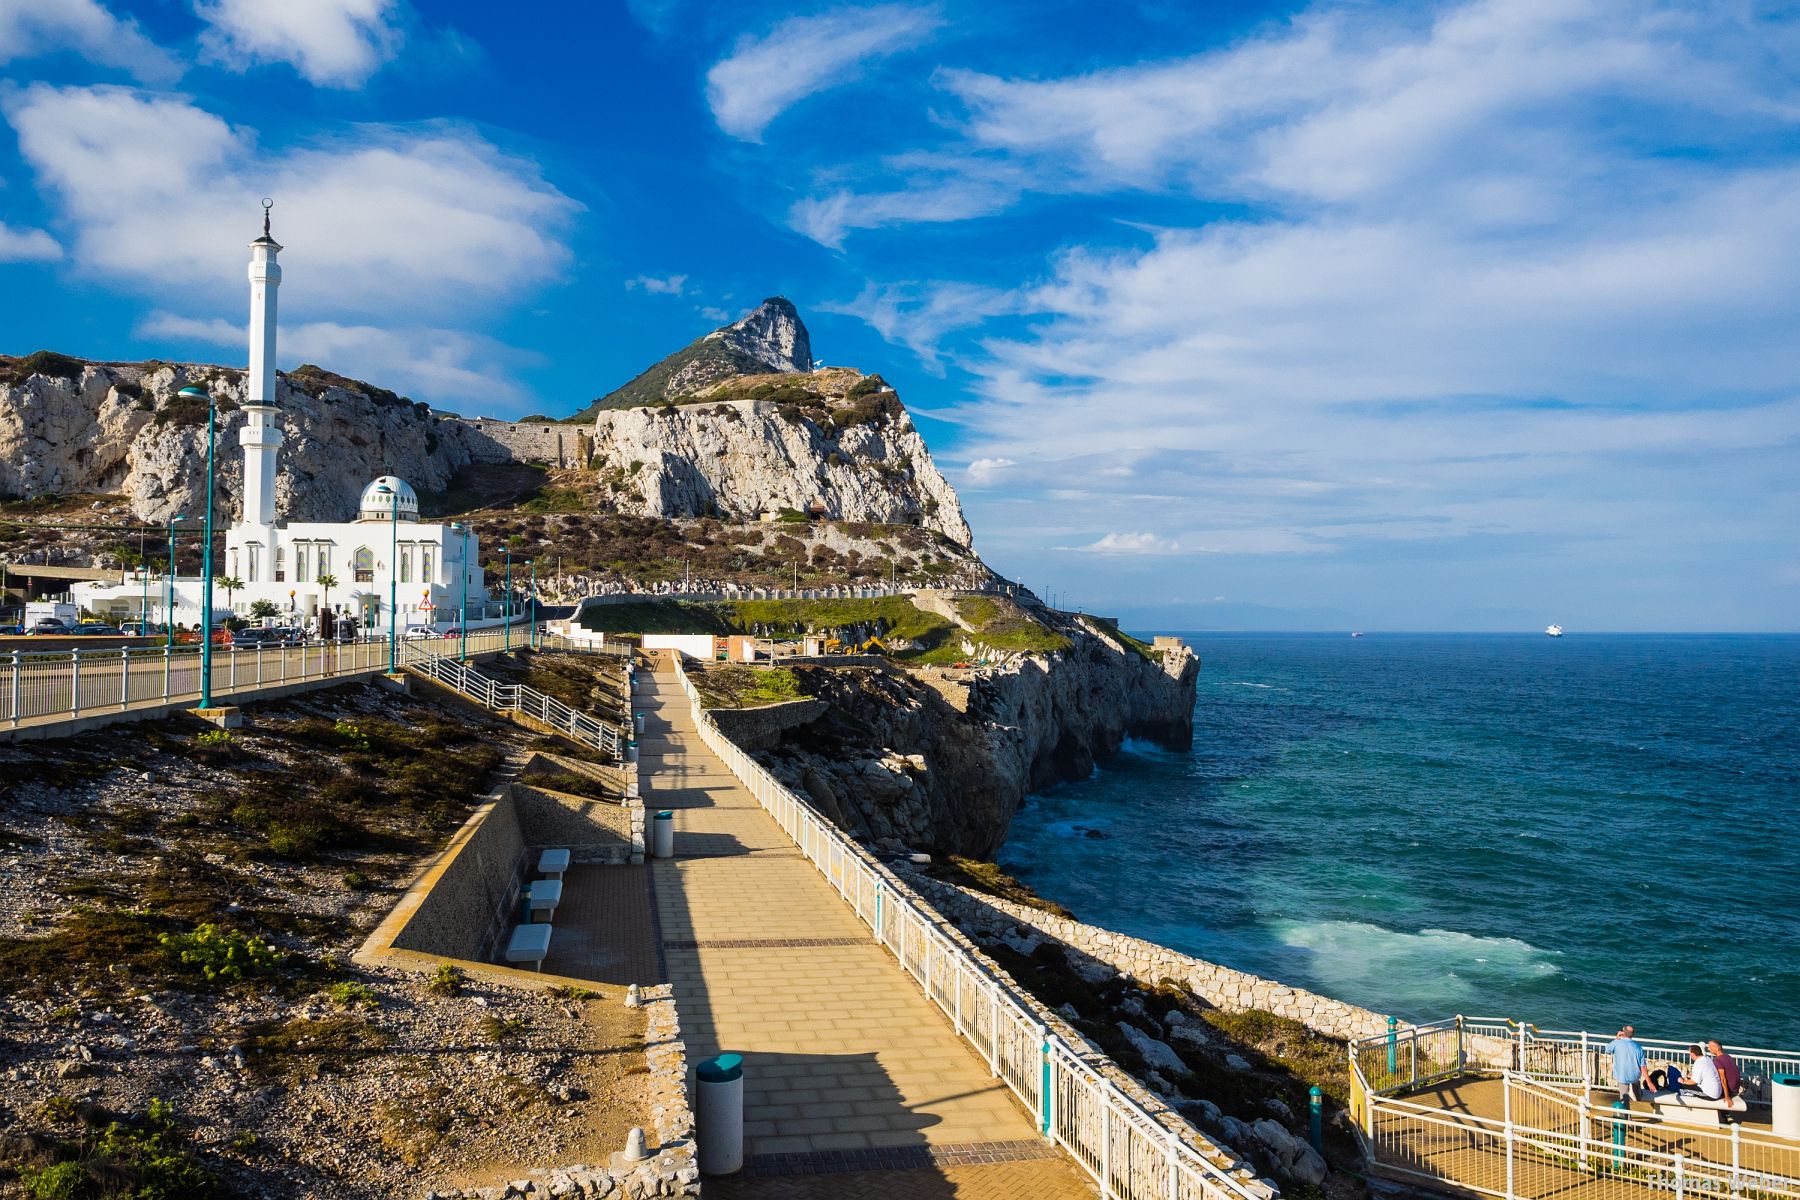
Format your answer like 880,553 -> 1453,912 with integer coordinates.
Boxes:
69,649 -> 80,715
988,982 -> 1002,1077
1410,1031 -> 1418,1086
1165,1126 -> 1180,1197
9,650 -> 20,725
1730,1124 -> 1740,1195
118,647 -> 129,709
1037,1023 -> 1051,1135
873,878 -> 884,945
1504,1075 -> 1516,1200
1099,1103 -> 1112,1199
1580,1030 -> 1590,1086
1676,1153 -> 1686,1200
162,645 -> 170,699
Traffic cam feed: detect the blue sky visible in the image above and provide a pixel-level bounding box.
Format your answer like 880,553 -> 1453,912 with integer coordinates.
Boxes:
2,0 -> 1797,631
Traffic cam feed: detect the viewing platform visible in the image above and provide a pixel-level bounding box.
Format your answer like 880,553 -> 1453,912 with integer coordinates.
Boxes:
1350,1017 -> 1800,1200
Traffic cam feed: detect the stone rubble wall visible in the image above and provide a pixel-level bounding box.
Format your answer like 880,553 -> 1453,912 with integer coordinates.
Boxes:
459,418 -> 592,469
705,696 -> 828,750
912,877 -> 1392,1042
390,788 -> 527,962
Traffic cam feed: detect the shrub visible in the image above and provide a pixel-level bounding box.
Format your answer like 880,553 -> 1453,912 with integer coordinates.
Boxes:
327,981 -> 377,1009
158,923 -> 283,982
341,870 -> 372,891
194,729 -> 232,748
332,719 -> 371,751
426,964 -> 463,996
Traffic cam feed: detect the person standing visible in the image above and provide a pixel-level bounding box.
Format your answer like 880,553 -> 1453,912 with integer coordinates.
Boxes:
1606,1025 -> 1650,1102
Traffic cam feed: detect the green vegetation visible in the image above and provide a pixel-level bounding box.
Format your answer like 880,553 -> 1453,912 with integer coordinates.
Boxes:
522,770 -> 612,801
326,980 -> 378,1009
240,1015 -> 394,1080
520,486 -> 586,513
5,1098 -> 221,1200
479,1014 -> 529,1041
158,923 -> 284,983
287,363 -> 416,410
692,665 -> 810,709
426,964 -> 464,997
1084,615 -> 1158,662
575,331 -> 776,419
953,596 -> 1072,655
0,350 -> 87,386
931,857 -> 1074,918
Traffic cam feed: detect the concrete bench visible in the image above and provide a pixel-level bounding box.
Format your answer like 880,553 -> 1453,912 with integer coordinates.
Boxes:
525,878 -> 563,922
537,848 -> 571,880
505,922 -> 553,971
1649,1092 -> 1748,1126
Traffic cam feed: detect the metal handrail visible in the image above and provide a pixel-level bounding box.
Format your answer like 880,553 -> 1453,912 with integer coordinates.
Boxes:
667,654 -> 1261,1200
398,644 -> 623,757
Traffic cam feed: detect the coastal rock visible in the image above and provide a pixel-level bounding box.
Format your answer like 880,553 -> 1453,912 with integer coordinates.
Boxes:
1251,1118 -> 1328,1187
1117,1022 -> 1188,1074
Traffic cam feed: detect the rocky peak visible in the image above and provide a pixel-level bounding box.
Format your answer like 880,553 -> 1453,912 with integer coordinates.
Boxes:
705,297 -> 811,374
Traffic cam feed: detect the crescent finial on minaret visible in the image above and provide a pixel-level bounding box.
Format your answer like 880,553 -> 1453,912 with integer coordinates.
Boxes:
262,196 -> 273,238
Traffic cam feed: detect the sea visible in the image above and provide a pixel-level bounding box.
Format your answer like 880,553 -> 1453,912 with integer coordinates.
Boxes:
999,633 -> 1800,1050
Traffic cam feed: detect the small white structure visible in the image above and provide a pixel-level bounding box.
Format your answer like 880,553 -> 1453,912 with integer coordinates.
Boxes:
75,209 -> 508,634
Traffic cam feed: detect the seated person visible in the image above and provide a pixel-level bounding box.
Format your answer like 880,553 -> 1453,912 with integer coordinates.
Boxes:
1663,1045 -> 1724,1101
1708,1039 -> 1742,1099
1649,1065 -> 1685,1094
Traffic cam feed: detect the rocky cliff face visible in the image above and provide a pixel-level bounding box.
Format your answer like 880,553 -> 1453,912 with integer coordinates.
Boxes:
746,622 -> 1200,857
587,367 -> 973,545
0,356 -> 498,524
578,298 -> 812,417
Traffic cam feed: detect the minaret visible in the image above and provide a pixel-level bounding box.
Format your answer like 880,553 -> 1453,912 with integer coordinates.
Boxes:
239,199 -> 284,571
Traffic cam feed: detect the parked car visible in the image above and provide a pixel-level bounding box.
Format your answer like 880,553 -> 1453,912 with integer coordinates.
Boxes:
403,624 -> 438,641
268,626 -> 306,646
69,623 -> 124,636
119,620 -> 163,637
231,627 -> 280,648
0,623 -> 23,636
25,619 -> 73,635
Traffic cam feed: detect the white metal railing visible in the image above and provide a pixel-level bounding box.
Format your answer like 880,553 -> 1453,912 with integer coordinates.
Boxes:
400,645 -> 623,758
1349,1017 -> 1800,1200
666,654 -> 1260,1200
1,626 -> 531,730
536,631 -> 633,658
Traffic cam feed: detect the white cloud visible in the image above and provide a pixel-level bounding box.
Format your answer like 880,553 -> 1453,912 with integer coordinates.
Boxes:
706,5 -> 942,141
1074,531 -> 1181,554
138,311 -> 533,406
626,274 -> 687,295
698,306 -> 730,322
0,0 -> 179,82
819,280 -> 1015,369
6,85 -> 579,320
195,0 -> 406,88
964,456 -> 1015,484
0,221 -> 61,262
790,171 -> 1018,248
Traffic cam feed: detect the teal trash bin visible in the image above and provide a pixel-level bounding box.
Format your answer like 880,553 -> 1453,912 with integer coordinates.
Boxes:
652,810 -> 674,859
696,1053 -> 744,1175
1773,1073 -> 1800,1141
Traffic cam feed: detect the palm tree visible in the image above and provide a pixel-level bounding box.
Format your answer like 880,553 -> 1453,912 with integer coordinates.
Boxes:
217,575 -> 244,612
317,572 -> 338,618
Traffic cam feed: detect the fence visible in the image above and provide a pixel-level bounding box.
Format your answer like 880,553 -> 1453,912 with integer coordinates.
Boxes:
401,647 -> 625,758
667,655 -> 1260,1200
1350,1017 -> 1800,1200
2,625 -> 529,728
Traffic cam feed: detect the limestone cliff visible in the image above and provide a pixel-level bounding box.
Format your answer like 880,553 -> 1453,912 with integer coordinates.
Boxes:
0,354 -> 509,524
587,368 -> 973,545
743,618 -> 1200,857
576,297 -> 811,418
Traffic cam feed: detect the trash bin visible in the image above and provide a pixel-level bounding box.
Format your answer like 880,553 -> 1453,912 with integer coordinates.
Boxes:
1774,1074 -> 1800,1141
633,711 -> 646,734
652,810 -> 674,859
626,739 -> 638,763
695,1052 -> 744,1175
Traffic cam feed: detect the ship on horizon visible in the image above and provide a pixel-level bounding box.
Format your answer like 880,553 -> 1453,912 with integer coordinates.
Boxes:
1546,624 -> 1564,637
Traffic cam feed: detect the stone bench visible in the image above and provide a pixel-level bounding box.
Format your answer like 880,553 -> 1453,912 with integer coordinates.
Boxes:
505,923 -> 553,971
1649,1091 -> 1748,1126
537,848 -> 571,880
525,878 -> 563,923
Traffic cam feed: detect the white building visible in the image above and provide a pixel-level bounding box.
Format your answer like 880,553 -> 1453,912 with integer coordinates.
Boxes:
76,211 -> 507,634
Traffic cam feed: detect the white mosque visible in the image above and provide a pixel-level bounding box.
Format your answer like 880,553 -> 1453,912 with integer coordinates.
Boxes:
75,210 -> 508,635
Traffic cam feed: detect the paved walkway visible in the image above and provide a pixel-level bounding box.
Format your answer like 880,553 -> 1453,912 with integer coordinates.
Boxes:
636,662 -> 1093,1198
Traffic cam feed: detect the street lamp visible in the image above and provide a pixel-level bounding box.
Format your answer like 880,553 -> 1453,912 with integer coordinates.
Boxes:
503,544 -> 512,653
527,559 -> 536,649
166,512 -> 189,648
374,482 -> 398,674
450,522 -> 470,663
138,527 -> 149,635
176,386 -> 220,709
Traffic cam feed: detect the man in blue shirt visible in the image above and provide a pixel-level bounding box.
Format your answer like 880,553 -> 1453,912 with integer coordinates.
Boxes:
1605,1025 -> 1649,1102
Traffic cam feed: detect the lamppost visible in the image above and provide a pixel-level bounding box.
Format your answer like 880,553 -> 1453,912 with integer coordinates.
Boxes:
175,386 -> 220,709
527,559 -> 536,649
138,527 -> 149,634
450,522 -> 470,663
166,512 -> 189,648
375,482 -> 398,674
503,545 -> 513,653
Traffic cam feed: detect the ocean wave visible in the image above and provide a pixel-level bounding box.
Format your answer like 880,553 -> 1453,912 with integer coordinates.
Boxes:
1271,919 -> 1562,1012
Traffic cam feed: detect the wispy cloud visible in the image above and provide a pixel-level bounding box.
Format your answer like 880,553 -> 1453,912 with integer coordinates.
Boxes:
0,0 -> 179,82
195,0 -> 408,88
626,274 -> 688,295
0,221 -> 61,263
706,4 -> 942,141
1069,531 -> 1182,554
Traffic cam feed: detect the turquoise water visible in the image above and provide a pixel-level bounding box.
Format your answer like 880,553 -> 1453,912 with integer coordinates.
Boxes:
1000,634 -> 1800,1048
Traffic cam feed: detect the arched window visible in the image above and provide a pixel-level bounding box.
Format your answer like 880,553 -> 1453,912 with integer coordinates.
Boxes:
274,546 -> 286,582
421,546 -> 434,582
247,543 -> 261,580
353,547 -> 374,583
228,549 -> 239,579
398,544 -> 412,584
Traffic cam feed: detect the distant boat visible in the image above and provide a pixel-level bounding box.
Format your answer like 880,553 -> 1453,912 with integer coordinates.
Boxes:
1351,631 -> 1365,638
1546,624 -> 1564,638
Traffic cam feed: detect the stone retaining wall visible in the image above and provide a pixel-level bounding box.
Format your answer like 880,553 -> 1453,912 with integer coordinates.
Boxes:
910,876 -> 1392,1042
511,783 -> 634,865
391,789 -> 527,962
706,697 -> 827,749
